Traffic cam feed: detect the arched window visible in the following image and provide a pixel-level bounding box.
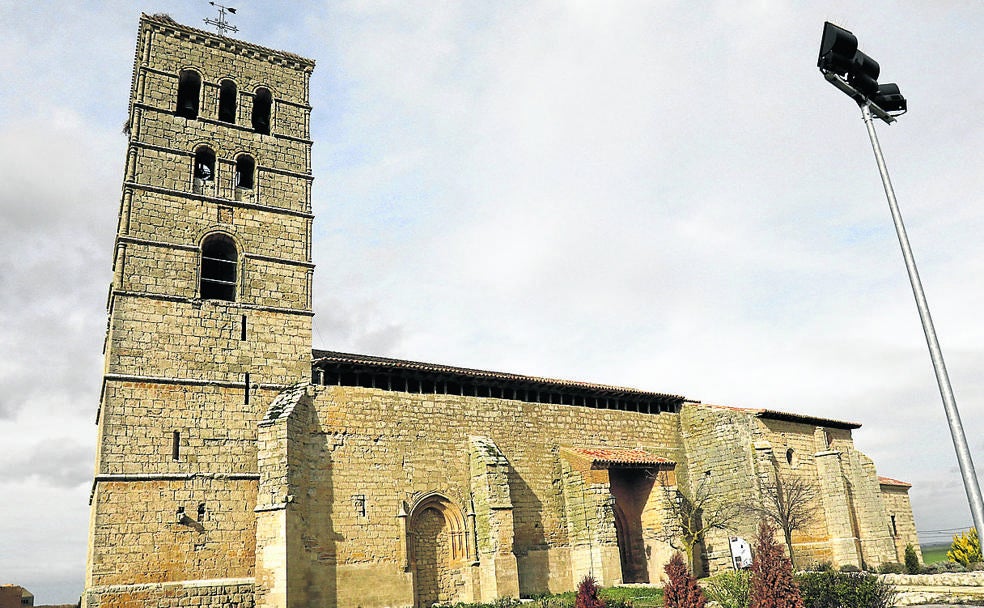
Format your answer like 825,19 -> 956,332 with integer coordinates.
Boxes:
200,234 -> 238,301
252,87 -> 272,134
176,70 -> 201,119
235,155 -> 255,189
218,79 -> 237,123
193,147 -> 215,193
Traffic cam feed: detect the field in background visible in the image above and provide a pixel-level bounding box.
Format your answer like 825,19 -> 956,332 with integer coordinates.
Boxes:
922,544 -> 950,564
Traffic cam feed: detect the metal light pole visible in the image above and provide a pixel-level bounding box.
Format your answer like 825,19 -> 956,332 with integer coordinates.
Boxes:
818,22 -> 984,536
858,101 -> 984,537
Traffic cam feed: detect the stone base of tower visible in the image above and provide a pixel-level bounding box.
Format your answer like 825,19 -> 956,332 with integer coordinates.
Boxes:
83,579 -> 255,608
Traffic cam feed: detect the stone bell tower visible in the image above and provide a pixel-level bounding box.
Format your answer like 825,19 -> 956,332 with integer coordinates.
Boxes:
84,13 -> 315,607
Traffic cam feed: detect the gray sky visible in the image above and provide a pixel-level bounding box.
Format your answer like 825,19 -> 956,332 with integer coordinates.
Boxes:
1,1 -> 982,603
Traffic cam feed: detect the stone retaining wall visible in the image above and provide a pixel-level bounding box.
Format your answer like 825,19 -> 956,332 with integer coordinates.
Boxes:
881,571 -> 984,606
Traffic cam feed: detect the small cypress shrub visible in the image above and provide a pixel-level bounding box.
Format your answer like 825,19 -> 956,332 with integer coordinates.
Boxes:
575,576 -> 605,608
750,521 -> 803,608
948,528 -> 982,568
664,551 -> 707,608
904,544 -> 920,574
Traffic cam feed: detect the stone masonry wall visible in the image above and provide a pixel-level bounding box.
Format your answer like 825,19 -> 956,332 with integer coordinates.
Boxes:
881,484 -> 922,564
679,404 -> 760,574
83,579 -> 255,608
289,385 -> 683,606
88,479 -> 257,586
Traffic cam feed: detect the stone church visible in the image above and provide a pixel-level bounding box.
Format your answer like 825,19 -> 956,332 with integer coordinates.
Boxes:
83,13 -> 920,608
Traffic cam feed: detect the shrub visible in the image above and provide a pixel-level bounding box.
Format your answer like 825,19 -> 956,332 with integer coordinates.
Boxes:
576,576 -> 605,608
876,562 -> 905,575
796,571 -> 896,608
838,564 -> 860,573
904,544 -> 920,574
750,521 -> 803,608
664,551 -> 707,608
928,560 -> 966,574
948,528 -> 982,568
703,569 -> 751,608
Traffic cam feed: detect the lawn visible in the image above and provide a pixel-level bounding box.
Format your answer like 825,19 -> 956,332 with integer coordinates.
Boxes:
921,544 -> 950,565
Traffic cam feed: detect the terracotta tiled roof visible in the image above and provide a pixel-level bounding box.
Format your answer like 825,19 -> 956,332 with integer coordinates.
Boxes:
704,403 -> 861,430
878,475 -> 912,488
312,349 -> 687,403
563,447 -> 675,468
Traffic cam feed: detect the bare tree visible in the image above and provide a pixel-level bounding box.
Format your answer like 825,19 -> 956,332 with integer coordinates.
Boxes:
743,470 -> 820,567
655,470 -> 741,575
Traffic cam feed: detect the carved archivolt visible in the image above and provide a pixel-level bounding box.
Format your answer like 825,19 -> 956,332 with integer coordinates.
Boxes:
407,492 -> 468,565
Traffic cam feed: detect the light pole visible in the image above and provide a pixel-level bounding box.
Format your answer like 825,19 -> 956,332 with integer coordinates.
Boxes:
818,22 -> 984,537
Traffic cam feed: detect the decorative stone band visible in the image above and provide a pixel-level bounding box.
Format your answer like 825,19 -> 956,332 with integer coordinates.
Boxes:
132,101 -> 315,145
97,374 -> 295,423
108,290 -> 315,316
123,181 -> 315,219
114,235 -> 316,269
89,472 -> 260,504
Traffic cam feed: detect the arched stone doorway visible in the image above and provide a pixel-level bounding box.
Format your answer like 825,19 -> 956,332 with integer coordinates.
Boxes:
408,494 -> 467,607
610,469 -> 652,583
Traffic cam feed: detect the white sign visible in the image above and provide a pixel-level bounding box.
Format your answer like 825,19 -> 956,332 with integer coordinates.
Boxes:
729,536 -> 752,570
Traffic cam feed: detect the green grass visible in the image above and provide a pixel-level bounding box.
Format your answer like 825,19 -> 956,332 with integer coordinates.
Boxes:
601,586 -> 664,607
921,544 -> 950,565
523,586 -> 664,608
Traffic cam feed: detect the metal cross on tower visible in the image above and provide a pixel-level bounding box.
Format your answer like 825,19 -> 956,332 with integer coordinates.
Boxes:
204,2 -> 238,36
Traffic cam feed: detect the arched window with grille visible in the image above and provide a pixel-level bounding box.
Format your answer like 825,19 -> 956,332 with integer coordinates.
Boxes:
218,79 -> 237,123
252,87 -> 272,135
200,234 -> 238,301
176,70 -> 201,119
235,154 -> 255,189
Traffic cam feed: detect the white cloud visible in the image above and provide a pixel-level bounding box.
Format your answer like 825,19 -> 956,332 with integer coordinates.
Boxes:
2,1 -> 983,602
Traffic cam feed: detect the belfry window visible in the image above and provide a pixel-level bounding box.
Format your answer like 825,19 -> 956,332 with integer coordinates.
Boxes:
235,155 -> 255,189
176,70 -> 201,119
200,234 -> 238,301
218,80 -> 237,123
252,87 -> 272,135
193,147 -> 215,192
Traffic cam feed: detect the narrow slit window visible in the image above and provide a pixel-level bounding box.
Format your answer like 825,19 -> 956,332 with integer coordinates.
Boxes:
235,155 -> 255,189
218,79 -> 237,123
240,315 -> 247,341
176,70 -> 201,119
172,430 -> 180,461
200,234 -> 237,301
252,87 -> 272,134
244,372 -> 251,405
198,503 -> 207,521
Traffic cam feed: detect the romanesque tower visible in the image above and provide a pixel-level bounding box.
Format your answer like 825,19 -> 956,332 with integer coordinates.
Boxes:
84,14 -> 315,607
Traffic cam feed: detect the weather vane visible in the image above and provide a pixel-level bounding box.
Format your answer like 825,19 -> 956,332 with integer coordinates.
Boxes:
204,1 -> 238,36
